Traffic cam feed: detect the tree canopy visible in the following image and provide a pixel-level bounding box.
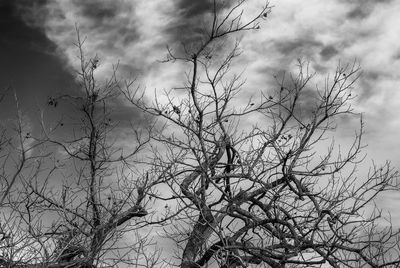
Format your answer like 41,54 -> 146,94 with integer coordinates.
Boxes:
1,1 -> 399,268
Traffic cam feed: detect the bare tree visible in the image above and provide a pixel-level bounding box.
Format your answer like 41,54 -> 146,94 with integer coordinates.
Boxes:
0,88 -> 51,267
123,1 -> 400,267
2,1 -> 400,268
0,33 -> 163,268
0,89 -> 46,207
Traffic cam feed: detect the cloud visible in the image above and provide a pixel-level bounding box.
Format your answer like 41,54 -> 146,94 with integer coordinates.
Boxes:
273,37 -> 323,58
1,0 -> 400,261
9,0 -> 400,167
355,70 -> 385,101
15,0 -> 146,75
344,0 -> 393,20
164,0 -> 219,47
226,0 -> 400,172
162,0 -> 240,56
71,0 -> 140,50
73,0 -> 121,22
320,45 -> 339,61
12,0 -> 160,128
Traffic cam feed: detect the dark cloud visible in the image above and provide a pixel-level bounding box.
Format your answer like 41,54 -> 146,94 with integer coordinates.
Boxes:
295,87 -> 321,119
177,1 -> 218,19
346,5 -> 372,20
394,50 -> 400,61
75,0 -> 119,22
312,62 -> 330,74
320,45 -> 339,61
345,0 -> 393,20
273,37 -> 323,57
254,35 -> 325,81
163,0 -> 234,55
253,35 -> 343,121
355,70 -> 386,101
274,71 -> 320,119
71,0 -> 140,49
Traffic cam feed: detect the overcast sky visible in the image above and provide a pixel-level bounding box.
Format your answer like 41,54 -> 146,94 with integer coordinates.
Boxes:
1,0 -> 400,228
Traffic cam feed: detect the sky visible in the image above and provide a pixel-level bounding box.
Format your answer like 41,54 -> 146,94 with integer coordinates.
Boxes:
1,0 -> 400,258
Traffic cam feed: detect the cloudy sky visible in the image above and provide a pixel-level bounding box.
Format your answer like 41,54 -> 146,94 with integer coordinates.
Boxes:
1,0 -> 400,227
